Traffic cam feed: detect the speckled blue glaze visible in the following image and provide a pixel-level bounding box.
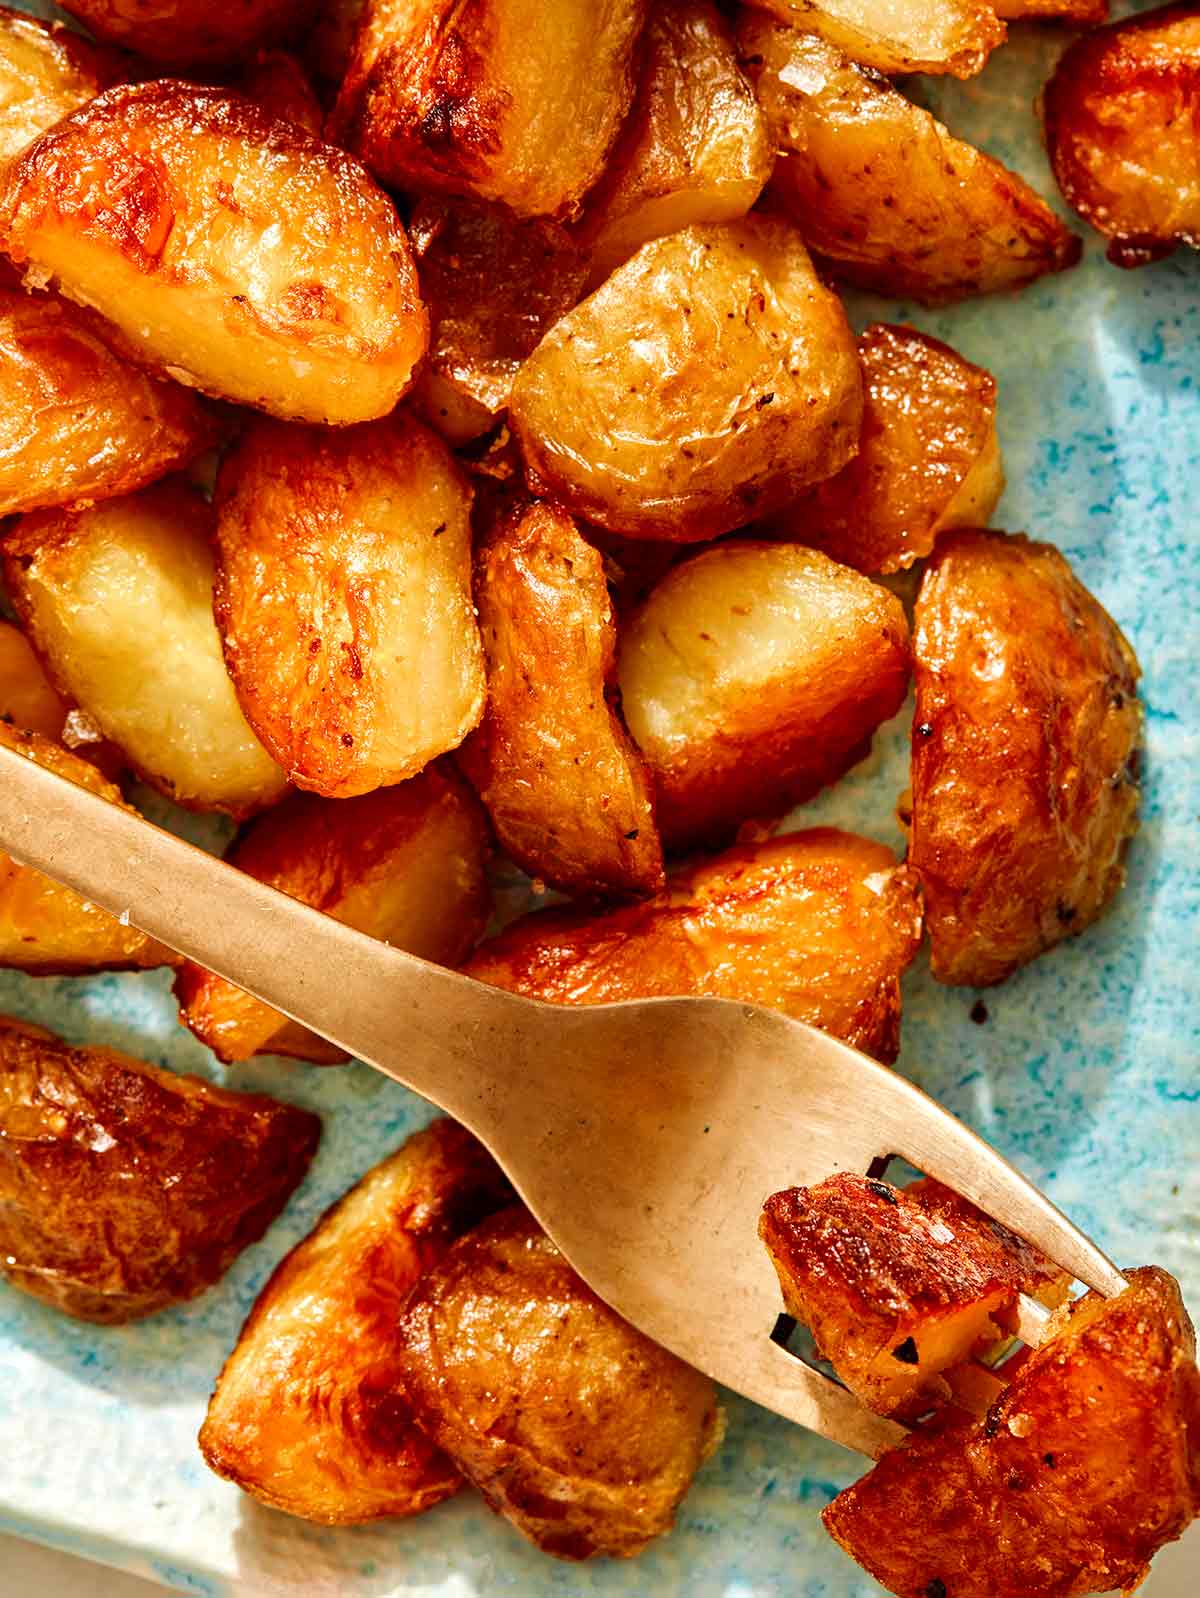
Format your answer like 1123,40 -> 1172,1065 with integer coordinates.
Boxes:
0,4 -> 1196,1594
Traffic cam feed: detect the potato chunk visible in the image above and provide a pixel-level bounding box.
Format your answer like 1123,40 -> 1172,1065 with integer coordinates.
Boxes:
1044,6 -> 1200,268
176,767 -> 492,1064
200,1118 -> 512,1523
0,6 -> 120,170
0,1014 -> 319,1323
823,1268 -> 1200,1598
5,483 -> 289,817
739,18 -> 1081,304
55,0 -> 314,68
467,830 -> 922,1063
396,1205 -> 721,1559
744,0 -> 1005,76
911,528 -> 1142,987
997,0 -> 1107,19
578,0 -> 773,284
0,81 -> 427,424
760,1173 -> 1069,1419
213,414 -> 483,799
458,503 -> 663,898
617,543 -> 910,848
510,216 -> 862,541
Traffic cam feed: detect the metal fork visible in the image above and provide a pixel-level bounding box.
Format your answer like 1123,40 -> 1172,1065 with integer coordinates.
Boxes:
0,743 -> 1126,1459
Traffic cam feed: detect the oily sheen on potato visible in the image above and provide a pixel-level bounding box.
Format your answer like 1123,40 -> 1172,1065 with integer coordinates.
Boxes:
744,0 -> 1005,77
0,620 -> 121,774
0,82 -> 427,423
0,5 -> 120,170
510,216 -> 863,541
55,0 -> 315,68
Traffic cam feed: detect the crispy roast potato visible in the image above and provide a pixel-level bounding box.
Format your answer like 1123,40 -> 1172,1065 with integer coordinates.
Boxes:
0,1013 -> 319,1323
765,325 -> 1003,575
458,502 -> 663,898
332,0 -> 646,219
0,81 -> 427,424
466,830 -> 923,1063
911,528 -> 1142,987
396,1205 -> 722,1559
824,1268 -> 1200,1598
760,1174 -> 1069,1419
232,50 -> 324,136
1044,6 -> 1200,268
617,543 -> 910,848
55,0 -> 315,67
997,0 -> 1107,18
510,216 -> 862,542
200,1118 -> 512,1523
744,0 -> 1005,76
740,17 -> 1082,304
176,766 -> 492,1064
578,0 -> 773,285
213,414 -> 483,799
0,620 -> 123,776
0,5 -> 120,171
5,482 -> 289,817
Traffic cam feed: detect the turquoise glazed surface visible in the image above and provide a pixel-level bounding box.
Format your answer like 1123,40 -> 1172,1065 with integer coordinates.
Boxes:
0,3 -> 1197,1593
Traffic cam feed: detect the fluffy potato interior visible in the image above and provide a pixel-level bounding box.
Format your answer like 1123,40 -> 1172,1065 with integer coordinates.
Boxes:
747,0 -> 1005,76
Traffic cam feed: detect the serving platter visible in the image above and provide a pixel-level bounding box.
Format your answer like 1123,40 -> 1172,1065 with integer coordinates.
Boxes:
0,2 -> 1197,1593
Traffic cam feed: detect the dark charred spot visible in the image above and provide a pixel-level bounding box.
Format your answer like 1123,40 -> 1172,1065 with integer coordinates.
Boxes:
1056,900 -> 1077,925
984,1406 -> 1002,1439
925,1583 -> 947,1598
916,722 -> 934,739
866,1180 -> 898,1205
970,1000 -> 989,1025
1043,1452 -> 1056,1469
624,829 -> 639,841
341,733 -> 354,748
1006,1471 -> 1028,1491
756,392 -> 776,409
433,522 -> 446,536
891,1337 -> 919,1365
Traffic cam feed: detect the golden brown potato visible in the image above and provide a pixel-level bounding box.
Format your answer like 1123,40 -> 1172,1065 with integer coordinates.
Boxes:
0,6 -> 121,171
231,50 -> 324,136
55,0 -> 314,67
1044,6 -> 1200,268
175,766 -> 492,1064
823,1268 -> 1200,1598
332,0 -> 646,219
5,482 -> 289,817
466,830 -> 923,1063
510,216 -> 862,542
997,0 -> 1107,19
578,0 -> 773,285
764,325 -> 1004,575
0,81 -> 427,424
739,17 -> 1082,304
744,0 -> 1005,76
457,502 -> 663,898
0,1013 -> 319,1323
760,1174 -> 1069,1419
213,414 -> 483,799
396,1205 -> 721,1560
911,528 -> 1142,987
200,1118 -> 513,1523
617,543 -> 910,848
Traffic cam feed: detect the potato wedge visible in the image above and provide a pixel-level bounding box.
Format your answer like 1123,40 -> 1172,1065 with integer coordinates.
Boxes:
765,325 -> 1003,574
739,17 -> 1082,304
457,502 -> 663,898
213,414 -> 483,799
0,1013 -> 319,1323
823,1268 -> 1200,1598
200,1118 -> 512,1523
466,830 -> 923,1063
55,0 -> 315,67
617,543 -> 910,848
911,528 -> 1142,987
0,620 -> 122,776
176,767 -> 492,1064
0,81 -> 427,424
743,0 -> 1005,76
396,1205 -> 721,1559
578,0 -> 773,285
5,482 -> 289,817
1044,6 -> 1200,268
332,0 -> 646,219
232,50 -> 323,136
0,5 -> 120,171
510,216 -> 862,542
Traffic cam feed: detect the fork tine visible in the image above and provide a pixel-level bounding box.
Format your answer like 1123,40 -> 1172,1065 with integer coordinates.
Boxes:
734,1337 -> 907,1460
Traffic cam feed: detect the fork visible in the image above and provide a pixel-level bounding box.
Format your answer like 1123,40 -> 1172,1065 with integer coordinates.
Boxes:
0,742 -> 1127,1459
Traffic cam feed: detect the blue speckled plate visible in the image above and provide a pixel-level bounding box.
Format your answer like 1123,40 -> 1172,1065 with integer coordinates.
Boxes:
1,4 -> 1197,1594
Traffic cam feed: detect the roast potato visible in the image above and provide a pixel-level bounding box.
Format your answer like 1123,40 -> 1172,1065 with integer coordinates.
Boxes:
213,414 -> 483,799
617,542 -> 910,848
5,482 -> 289,817
1044,5 -> 1200,268
458,502 -> 664,899
55,0 -> 315,68
760,1174 -> 1068,1419
466,830 -> 923,1063
396,1205 -> 722,1560
0,1013 -> 319,1323
200,1118 -> 512,1523
824,1268 -> 1200,1598
997,0 -> 1107,18
744,0 -> 1005,76
176,766 -> 492,1065
911,528 -> 1142,987
0,5 -> 120,171
332,0 -> 646,219
739,17 -> 1082,304
0,81 -> 427,425
578,0 -> 773,285
765,325 -> 1003,574
509,215 -> 863,542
